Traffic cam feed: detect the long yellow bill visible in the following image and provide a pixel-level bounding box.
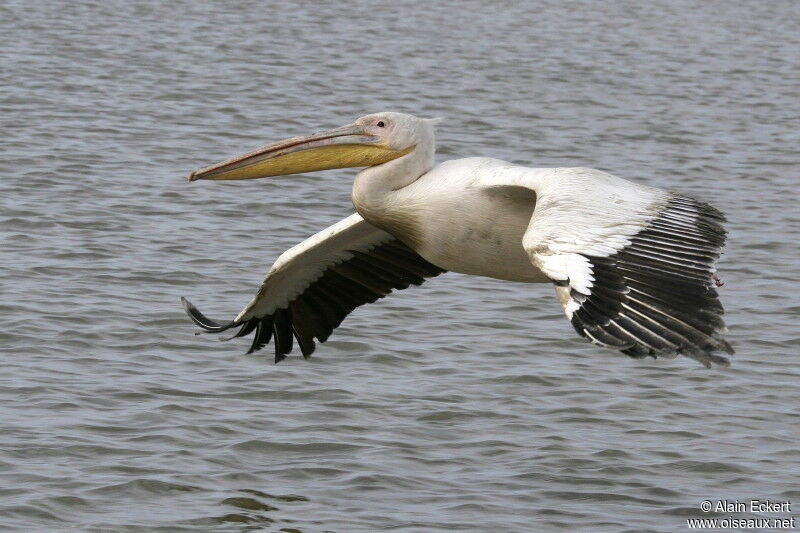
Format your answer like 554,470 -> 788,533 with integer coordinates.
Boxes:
188,123 -> 414,181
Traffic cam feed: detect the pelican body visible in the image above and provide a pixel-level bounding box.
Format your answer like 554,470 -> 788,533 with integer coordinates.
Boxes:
183,112 -> 732,367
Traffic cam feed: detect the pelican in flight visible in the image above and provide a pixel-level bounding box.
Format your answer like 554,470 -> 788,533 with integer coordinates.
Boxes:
182,112 -> 733,367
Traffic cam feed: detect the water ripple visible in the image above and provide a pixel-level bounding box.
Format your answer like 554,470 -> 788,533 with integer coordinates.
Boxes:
2,0 -> 798,531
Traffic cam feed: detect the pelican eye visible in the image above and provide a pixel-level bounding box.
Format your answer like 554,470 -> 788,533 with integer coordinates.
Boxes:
377,121 -> 386,127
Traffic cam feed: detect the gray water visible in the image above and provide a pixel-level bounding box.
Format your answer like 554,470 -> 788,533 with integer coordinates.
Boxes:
2,1 -> 799,531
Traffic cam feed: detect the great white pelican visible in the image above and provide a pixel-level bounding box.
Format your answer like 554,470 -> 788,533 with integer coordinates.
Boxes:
182,112 -> 733,367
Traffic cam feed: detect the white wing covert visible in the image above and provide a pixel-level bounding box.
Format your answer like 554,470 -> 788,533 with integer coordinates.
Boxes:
480,164 -> 733,367
182,213 -> 445,362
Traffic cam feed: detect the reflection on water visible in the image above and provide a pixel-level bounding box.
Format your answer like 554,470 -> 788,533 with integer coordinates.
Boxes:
1,0 -> 798,531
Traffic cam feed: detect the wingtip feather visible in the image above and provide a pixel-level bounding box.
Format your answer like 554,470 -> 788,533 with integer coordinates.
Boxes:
181,296 -> 236,333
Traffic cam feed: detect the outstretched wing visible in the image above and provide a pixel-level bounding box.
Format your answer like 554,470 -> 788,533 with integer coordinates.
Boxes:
479,164 -> 733,367
183,213 -> 445,362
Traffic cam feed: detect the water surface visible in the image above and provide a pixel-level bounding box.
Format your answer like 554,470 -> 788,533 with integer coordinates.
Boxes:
2,1 -> 799,531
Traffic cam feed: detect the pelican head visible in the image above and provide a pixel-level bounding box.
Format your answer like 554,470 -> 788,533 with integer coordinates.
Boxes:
188,112 -> 435,182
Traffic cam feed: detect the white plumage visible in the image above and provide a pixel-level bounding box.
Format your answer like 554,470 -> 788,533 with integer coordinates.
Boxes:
183,112 -> 732,367
235,213 -> 391,321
